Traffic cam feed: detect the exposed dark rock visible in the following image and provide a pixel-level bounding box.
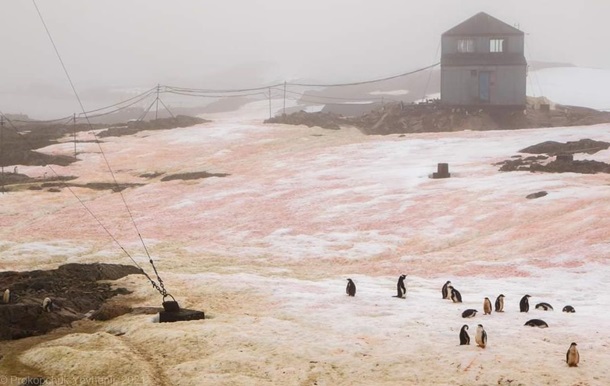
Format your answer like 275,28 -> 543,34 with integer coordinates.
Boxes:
97,115 -> 209,138
526,191 -> 548,199
520,139 -> 610,155
498,153 -> 610,174
161,171 -> 229,182
265,111 -> 344,130
531,159 -> 610,174
267,101 -> 610,136
0,263 -> 142,340
349,102 -> 610,135
498,137 -> 610,174
140,171 -> 165,179
1,115 -> 208,170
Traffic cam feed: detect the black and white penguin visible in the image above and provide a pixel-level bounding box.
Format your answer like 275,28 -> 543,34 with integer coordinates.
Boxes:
462,309 -> 477,318
566,342 -> 579,367
494,294 -> 505,312
519,294 -> 531,312
562,305 -> 575,313
42,297 -> 53,312
483,297 -> 492,315
2,289 -> 10,304
535,302 -> 553,311
475,324 -> 487,349
449,286 -> 462,303
442,281 -> 451,299
459,324 -> 470,345
393,275 -> 407,298
346,279 -> 356,297
524,319 -> 548,328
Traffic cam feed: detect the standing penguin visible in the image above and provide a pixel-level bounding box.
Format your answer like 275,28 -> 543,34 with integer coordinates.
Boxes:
475,324 -> 487,349
42,297 -> 53,312
2,289 -> 10,304
442,281 -> 451,299
483,297 -> 492,315
393,275 -> 407,299
449,286 -> 462,303
346,279 -> 356,297
494,294 -> 505,312
459,325 -> 470,345
566,342 -> 579,367
520,295 -> 531,312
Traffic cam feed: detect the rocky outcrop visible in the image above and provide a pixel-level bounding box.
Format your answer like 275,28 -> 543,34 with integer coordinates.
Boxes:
498,138 -> 610,174
0,263 -> 142,340
264,111 -> 344,130
519,139 -> 610,155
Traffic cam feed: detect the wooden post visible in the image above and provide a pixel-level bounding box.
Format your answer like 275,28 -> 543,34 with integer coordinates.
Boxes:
431,163 -> 450,179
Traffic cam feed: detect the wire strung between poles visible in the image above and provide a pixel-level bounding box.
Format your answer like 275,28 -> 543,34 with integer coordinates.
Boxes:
32,0 -> 169,298
287,62 -> 440,87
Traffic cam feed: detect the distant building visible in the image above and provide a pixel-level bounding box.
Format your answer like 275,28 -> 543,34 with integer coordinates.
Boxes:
441,12 -> 527,107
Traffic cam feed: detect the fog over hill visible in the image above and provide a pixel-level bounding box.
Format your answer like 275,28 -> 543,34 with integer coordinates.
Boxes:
2,0 -> 610,118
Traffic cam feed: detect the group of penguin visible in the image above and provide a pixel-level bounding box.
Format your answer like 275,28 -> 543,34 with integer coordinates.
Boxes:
344,278 -> 580,367
2,288 -> 54,312
442,280 -> 580,368
346,275 -> 408,299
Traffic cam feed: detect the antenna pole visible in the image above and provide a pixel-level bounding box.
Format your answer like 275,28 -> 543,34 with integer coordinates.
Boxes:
155,84 -> 160,120
283,81 -> 286,115
73,113 -> 77,158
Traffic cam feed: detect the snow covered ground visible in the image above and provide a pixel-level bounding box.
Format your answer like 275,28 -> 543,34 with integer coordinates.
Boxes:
528,67 -> 610,111
1,109 -> 610,385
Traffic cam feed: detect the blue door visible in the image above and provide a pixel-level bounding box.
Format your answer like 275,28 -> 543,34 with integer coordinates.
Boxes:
479,72 -> 490,103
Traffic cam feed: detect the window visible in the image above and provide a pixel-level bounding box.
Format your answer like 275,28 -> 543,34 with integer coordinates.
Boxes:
457,39 -> 474,53
490,38 -> 505,53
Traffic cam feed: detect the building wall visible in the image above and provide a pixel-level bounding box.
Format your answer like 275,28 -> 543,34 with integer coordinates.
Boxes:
441,35 -> 524,55
441,65 -> 527,106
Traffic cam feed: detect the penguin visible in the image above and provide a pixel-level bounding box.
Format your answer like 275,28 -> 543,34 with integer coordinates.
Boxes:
393,275 -> 407,298
462,309 -> 477,318
2,289 -> 9,304
566,342 -> 579,367
494,294 -> 505,312
459,325 -> 470,345
475,324 -> 487,349
346,279 -> 356,297
519,294 -> 531,312
524,319 -> 548,328
442,281 -> 451,299
562,305 -> 575,313
450,286 -> 462,303
42,297 -> 53,312
483,297 -> 492,315
535,302 -> 553,311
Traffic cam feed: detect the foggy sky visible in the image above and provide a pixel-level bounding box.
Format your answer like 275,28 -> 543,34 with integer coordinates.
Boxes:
1,0 -> 609,117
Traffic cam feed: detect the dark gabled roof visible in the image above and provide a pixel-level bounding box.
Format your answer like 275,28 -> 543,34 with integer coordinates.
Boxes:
443,12 -> 523,37
442,53 -> 527,66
